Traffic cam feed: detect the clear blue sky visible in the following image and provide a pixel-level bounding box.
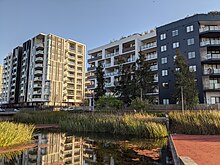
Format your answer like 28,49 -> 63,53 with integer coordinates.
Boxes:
0,0 -> 219,64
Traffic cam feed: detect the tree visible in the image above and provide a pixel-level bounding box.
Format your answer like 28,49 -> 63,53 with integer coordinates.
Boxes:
114,52 -> 155,105
94,64 -> 106,100
173,50 -> 199,110
114,56 -> 135,105
134,52 -> 156,102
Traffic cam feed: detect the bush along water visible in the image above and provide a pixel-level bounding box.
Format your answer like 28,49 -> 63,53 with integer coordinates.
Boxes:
169,110 -> 220,135
14,111 -> 168,138
0,122 -> 35,148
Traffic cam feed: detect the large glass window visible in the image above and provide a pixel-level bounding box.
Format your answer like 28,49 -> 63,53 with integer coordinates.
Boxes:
186,25 -> 194,32
172,30 -> 179,36
160,33 -> 166,40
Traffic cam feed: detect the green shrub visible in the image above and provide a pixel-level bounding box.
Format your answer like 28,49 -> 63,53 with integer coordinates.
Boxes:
130,97 -> 150,111
96,96 -> 123,110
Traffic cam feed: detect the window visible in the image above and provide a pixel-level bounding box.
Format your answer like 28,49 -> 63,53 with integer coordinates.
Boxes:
173,55 -> 177,61
160,33 -> 166,40
173,42 -> 179,48
175,67 -> 180,71
186,25 -> 194,32
188,51 -> 196,59
187,38 -> 195,45
172,30 -> 179,36
162,82 -> 169,88
163,99 -> 169,105
161,45 -> 167,52
161,57 -> 167,64
189,65 -> 196,72
162,70 -> 168,76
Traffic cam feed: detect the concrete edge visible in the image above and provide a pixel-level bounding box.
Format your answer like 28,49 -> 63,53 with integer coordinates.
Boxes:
168,134 -> 180,165
179,156 -> 198,165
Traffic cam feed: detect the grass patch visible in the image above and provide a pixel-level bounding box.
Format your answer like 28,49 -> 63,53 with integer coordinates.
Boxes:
169,110 -> 220,135
14,111 -> 168,138
0,122 -> 35,148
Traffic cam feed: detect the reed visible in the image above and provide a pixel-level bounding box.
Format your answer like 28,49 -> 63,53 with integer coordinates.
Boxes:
169,110 -> 220,135
14,112 -> 168,138
0,122 -> 35,148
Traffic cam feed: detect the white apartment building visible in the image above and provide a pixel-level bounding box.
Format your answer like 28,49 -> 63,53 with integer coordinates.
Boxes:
2,33 -> 86,107
87,30 -> 159,106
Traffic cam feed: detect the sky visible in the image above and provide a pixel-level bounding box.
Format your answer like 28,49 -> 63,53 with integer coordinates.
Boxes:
0,0 -> 220,65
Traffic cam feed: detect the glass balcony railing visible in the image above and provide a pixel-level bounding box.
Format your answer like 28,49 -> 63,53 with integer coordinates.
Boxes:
141,42 -> 157,50
104,71 -> 119,77
200,40 -> 220,46
206,54 -> 220,60
203,83 -> 220,90
199,26 -> 220,33
204,68 -> 220,75
150,65 -> 158,71
105,52 -> 119,58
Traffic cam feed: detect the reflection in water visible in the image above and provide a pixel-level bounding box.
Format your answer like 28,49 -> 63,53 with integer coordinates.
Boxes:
0,132 -> 172,165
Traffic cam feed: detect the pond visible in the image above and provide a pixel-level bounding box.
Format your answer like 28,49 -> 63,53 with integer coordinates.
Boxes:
0,131 -> 173,165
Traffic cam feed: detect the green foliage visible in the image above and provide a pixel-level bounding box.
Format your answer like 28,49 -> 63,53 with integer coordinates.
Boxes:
0,122 -> 34,148
130,97 -> 150,111
169,110 -> 220,135
173,50 -> 199,109
115,52 -> 156,105
14,112 -> 168,138
96,95 -> 123,110
94,64 -> 106,100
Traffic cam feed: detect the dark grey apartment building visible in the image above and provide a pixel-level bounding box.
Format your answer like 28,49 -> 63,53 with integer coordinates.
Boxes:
157,13 -> 220,104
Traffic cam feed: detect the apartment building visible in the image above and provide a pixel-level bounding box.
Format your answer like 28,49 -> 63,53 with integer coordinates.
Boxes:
87,30 -> 159,105
88,13 -> 220,105
157,13 -> 220,104
0,64 -> 3,103
2,33 -> 85,107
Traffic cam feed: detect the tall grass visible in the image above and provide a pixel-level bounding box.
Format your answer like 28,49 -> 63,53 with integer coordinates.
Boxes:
0,122 -> 35,148
169,110 -> 220,135
14,112 -> 168,138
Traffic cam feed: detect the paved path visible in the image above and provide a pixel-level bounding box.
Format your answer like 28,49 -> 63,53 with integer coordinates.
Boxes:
172,134 -> 220,165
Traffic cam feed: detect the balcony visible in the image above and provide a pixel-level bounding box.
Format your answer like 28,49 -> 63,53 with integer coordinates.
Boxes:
88,75 -> 96,80
145,54 -> 157,61
200,40 -> 220,47
150,65 -> 158,71
35,57 -> 43,62
105,52 -> 119,58
122,47 -> 135,53
105,82 -> 112,87
199,26 -> 220,33
104,71 -> 118,77
33,91 -> 41,95
34,70 -> 43,75
87,66 -> 96,71
35,64 -> 43,68
34,77 -> 42,81
202,54 -> 220,62
67,73 -> 75,77
36,50 -> 44,55
33,84 -> 42,88
87,84 -> 95,89
204,83 -> 220,90
68,61 -> 75,66
36,43 -> 44,49
141,42 -> 157,50
68,55 -> 75,60
204,68 -> 220,75
104,63 -> 111,67
88,56 -> 102,63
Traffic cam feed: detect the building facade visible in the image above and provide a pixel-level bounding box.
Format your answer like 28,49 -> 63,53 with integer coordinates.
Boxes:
88,13 -> 220,105
87,30 -> 159,106
2,33 -> 86,107
157,14 -> 220,104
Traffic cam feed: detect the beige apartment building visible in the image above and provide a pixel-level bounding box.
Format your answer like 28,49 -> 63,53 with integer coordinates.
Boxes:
2,33 -> 85,107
